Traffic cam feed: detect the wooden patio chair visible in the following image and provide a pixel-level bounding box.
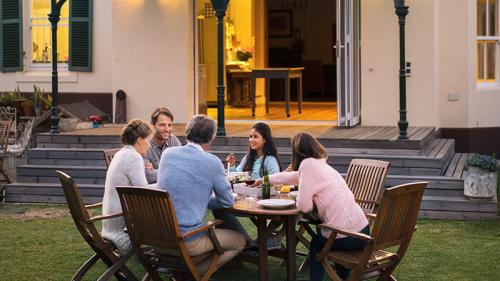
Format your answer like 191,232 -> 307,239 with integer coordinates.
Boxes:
0,120 -> 13,183
103,148 -> 121,168
316,182 -> 428,281
56,171 -> 138,281
295,159 -> 390,270
345,159 -> 390,215
116,186 -> 224,281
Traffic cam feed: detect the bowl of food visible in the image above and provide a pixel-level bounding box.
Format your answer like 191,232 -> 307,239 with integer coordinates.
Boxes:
288,191 -> 298,200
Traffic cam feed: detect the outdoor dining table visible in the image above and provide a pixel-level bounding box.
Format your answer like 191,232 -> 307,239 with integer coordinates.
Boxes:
231,194 -> 300,281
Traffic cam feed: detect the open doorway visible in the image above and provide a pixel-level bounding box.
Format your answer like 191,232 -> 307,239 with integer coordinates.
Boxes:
197,0 -> 342,122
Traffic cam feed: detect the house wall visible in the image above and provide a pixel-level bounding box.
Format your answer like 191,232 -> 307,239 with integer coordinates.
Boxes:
361,0 -> 438,127
0,0 -> 112,95
111,0 -> 194,123
362,0 -> 500,129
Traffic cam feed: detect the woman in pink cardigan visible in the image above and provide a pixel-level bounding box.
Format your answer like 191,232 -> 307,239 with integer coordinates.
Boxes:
268,132 -> 369,280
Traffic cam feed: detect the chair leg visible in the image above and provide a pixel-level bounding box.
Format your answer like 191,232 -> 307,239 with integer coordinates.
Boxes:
0,167 -> 11,183
322,260 -> 342,281
97,249 -> 138,281
376,264 -> 399,281
72,254 -> 100,281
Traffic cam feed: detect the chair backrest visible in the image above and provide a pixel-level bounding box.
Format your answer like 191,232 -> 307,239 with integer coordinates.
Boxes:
0,120 -> 12,155
103,148 -> 121,168
345,159 -> 390,212
56,171 -> 107,249
9,118 -> 34,153
371,182 -> 427,250
0,106 -> 16,134
117,187 -> 184,256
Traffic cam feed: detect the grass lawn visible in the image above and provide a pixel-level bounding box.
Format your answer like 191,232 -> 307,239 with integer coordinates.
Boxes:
0,204 -> 499,281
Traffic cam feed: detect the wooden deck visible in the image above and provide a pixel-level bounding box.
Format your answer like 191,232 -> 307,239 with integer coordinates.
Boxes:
443,153 -> 474,178
62,123 -> 433,140
53,124 -> 436,152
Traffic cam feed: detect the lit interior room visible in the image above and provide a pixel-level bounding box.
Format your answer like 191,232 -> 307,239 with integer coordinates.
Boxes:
199,0 -> 338,122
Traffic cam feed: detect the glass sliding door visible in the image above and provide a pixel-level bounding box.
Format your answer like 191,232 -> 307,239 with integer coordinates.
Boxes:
336,0 -> 361,126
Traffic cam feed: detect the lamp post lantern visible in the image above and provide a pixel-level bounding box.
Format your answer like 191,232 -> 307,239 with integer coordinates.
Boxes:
394,0 -> 409,139
48,0 -> 67,133
210,0 -> 230,136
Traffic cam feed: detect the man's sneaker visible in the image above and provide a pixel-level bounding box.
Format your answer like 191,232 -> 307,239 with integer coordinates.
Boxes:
248,236 -> 282,250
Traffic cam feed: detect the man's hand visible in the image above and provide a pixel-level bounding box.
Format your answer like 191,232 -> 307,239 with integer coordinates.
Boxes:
144,162 -> 154,170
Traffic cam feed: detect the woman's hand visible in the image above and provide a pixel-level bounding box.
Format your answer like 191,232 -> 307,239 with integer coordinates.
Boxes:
226,153 -> 236,166
251,179 -> 263,187
284,164 -> 293,172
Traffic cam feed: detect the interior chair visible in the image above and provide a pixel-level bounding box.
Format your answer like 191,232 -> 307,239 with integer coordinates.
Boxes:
316,181 -> 428,281
103,148 -> 121,168
116,186 -> 224,281
295,159 -> 390,270
56,171 -> 138,281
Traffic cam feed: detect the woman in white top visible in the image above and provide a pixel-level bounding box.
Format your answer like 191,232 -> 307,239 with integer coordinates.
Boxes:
101,119 -> 153,253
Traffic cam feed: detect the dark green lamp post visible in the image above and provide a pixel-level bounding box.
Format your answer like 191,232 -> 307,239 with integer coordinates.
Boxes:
210,0 -> 229,136
48,0 -> 67,133
394,0 -> 409,139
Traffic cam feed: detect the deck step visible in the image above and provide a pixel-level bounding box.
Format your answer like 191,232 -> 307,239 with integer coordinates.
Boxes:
16,165 -> 106,184
5,182 -> 103,204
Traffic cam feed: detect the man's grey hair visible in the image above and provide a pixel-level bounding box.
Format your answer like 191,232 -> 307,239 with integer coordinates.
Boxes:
185,114 -> 217,145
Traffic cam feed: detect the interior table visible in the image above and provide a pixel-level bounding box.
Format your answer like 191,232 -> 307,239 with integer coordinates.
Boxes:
231,194 -> 300,281
250,67 -> 304,118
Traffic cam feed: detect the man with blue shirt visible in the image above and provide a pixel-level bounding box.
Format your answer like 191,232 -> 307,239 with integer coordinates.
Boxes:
157,114 -> 245,274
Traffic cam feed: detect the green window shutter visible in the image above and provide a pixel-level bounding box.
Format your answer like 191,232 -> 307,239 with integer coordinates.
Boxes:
0,0 -> 23,72
69,0 -> 92,71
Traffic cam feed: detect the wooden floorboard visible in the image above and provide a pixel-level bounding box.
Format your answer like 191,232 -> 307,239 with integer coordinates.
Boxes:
208,102 -> 337,121
453,153 -> 469,178
429,139 -> 447,158
444,153 -> 462,177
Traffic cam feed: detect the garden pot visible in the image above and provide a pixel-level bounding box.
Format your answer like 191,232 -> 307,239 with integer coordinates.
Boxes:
34,104 -> 43,117
463,166 -> 497,200
92,122 -> 100,128
23,104 -> 34,116
59,118 -> 79,132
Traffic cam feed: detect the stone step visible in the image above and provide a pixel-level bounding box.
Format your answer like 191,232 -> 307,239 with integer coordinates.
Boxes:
16,165 -> 106,184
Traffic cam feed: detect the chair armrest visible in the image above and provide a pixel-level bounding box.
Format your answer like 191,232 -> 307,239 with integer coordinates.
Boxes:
318,224 -> 373,242
183,220 -> 223,239
207,227 -> 224,255
365,213 -> 377,221
88,212 -> 122,222
355,199 -> 380,205
85,202 -> 103,209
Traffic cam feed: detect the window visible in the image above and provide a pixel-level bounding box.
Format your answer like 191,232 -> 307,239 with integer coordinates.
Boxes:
477,0 -> 499,83
30,0 -> 69,69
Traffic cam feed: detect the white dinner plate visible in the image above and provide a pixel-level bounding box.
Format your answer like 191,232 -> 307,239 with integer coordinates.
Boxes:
257,199 -> 296,209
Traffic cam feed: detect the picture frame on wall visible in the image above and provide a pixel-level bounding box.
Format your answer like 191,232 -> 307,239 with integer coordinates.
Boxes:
268,10 -> 293,38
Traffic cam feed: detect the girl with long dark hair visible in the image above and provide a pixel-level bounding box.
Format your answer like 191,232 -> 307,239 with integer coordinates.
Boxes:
226,122 -> 281,179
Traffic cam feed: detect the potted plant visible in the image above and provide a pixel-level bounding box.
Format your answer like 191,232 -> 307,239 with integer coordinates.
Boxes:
10,86 -> 26,114
464,154 -> 498,200
89,115 -> 102,128
22,99 -> 34,116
